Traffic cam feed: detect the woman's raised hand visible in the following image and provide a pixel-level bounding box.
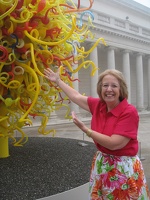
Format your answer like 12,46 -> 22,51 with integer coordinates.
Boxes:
44,68 -> 60,84
72,111 -> 87,133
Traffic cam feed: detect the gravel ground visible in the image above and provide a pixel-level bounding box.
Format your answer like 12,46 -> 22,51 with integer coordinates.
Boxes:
0,137 -> 96,200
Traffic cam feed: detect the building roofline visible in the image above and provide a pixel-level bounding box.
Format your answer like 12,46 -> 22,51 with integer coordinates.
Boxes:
112,0 -> 150,16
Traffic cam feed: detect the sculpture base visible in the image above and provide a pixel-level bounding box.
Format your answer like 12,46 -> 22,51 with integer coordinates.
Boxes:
0,137 -> 96,200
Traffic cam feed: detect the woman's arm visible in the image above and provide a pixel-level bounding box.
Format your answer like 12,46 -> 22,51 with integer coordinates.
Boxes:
44,68 -> 90,112
87,131 -> 130,150
72,111 -> 130,150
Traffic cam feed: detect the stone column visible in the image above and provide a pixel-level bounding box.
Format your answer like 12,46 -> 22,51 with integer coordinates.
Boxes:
147,56 -> 150,110
90,45 -> 99,97
136,53 -> 144,111
70,64 -> 80,114
122,50 -> 131,103
107,46 -> 115,69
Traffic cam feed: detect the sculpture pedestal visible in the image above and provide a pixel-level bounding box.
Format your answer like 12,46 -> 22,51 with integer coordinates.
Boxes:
0,136 -> 9,158
0,119 -> 9,158
0,137 -> 96,200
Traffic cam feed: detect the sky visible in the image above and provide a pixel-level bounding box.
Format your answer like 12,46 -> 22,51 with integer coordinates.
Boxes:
133,0 -> 150,8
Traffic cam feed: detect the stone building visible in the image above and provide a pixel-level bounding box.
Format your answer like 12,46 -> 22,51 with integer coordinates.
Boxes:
53,0 -> 150,122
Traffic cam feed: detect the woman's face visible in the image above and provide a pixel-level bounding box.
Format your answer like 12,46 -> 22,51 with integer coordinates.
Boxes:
101,74 -> 120,105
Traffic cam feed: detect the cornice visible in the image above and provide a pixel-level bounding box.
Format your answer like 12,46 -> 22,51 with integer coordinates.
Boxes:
90,25 -> 150,45
111,0 -> 150,16
89,0 -> 150,17
76,1 -> 150,54
78,10 -> 150,46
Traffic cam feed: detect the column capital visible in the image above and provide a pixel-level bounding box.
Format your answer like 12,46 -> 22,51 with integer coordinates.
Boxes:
121,49 -> 132,54
134,52 -> 145,57
85,42 -> 93,48
105,45 -> 117,51
86,41 -> 103,49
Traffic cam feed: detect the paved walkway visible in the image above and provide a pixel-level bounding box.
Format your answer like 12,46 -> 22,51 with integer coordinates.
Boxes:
138,113 -> 150,188
24,112 -> 150,189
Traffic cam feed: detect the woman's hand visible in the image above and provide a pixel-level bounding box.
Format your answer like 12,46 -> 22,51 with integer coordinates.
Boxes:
72,111 -> 87,133
44,68 -> 60,84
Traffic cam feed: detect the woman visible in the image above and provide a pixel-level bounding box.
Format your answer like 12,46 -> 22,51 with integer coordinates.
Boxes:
44,68 -> 149,199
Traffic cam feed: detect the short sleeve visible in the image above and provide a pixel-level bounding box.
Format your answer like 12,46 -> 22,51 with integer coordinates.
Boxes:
87,97 -> 101,114
114,107 -> 139,139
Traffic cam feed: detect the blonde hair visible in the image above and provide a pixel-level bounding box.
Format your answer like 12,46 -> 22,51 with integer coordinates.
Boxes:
97,69 -> 128,101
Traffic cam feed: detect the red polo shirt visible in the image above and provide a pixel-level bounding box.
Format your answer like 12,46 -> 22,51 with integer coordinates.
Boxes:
87,97 -> 139,156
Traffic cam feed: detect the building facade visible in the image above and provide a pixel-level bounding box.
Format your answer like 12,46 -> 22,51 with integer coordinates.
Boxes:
54,0 -> 150,121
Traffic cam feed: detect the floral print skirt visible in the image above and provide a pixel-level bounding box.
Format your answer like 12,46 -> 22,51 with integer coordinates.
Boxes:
89,151 -> 150,200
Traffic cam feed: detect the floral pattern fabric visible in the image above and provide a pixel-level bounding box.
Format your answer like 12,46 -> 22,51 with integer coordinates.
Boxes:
89,151 -> 150,200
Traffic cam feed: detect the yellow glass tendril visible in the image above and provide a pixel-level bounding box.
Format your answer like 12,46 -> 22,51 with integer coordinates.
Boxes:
0,0 -> 106,147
